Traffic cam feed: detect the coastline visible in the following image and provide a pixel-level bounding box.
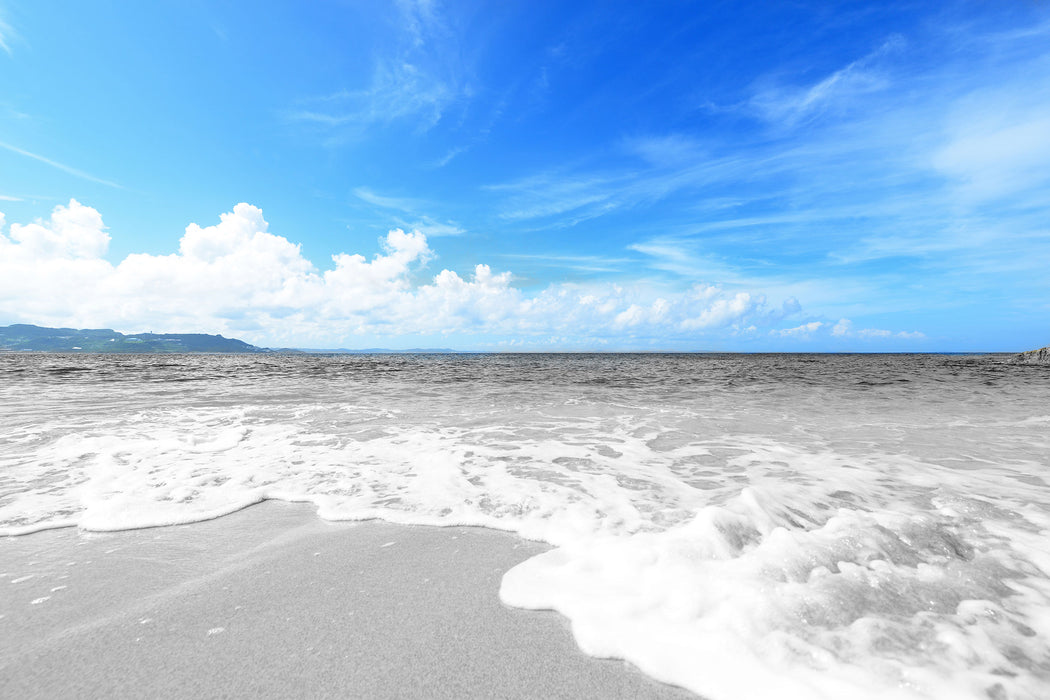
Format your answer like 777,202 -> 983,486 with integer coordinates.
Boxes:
0,501 -> 696,699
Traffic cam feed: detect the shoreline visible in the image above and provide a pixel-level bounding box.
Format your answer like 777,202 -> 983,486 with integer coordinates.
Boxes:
1,501 -> 697,699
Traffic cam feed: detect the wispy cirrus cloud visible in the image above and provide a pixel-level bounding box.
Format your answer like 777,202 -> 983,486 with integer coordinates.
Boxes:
485,149 -> 755,227
287,1 -> 471,139
427,145 -> 467,168
0,11 -> 14,55
498,252 -> 633,274
288,63 -> 458,133
353,187 -> 464,237
484,17 -> 1050,336
621,133 -> 708,167
748,35 -> 905,128
353,187 -> 427,212
626,238 -> 740,282
0,141 -> 122,189
495,179 -> 617,223
932,93 -> 1050,205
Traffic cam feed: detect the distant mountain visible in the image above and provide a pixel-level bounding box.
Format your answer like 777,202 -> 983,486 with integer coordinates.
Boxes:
0,324 -> 265,353
290,347 -> 461,354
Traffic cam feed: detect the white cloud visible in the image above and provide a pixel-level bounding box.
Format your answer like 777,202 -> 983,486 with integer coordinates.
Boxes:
680,291 -> 754,330
409,219 -> 465,237
749,36 -> 903,127
288,1 -> 468,138
288,63 -> 455,131
9,199 -> 110,259
613,298 -> 669,329
623,134 -> 706,167
0,141 -> 122,189
933,105 -> 1050,203
0,201 -> 116,324
493,173 -> 617,222
772,321 -> 823,338
628,238 -> 741,281
429,146 -> 467,168
353,187 -> 422,211
353,187 -> 465,237
832,318 -> 853,337
0,201 -> 814,348
830,319 -> 925,341
0,12 -> 13,55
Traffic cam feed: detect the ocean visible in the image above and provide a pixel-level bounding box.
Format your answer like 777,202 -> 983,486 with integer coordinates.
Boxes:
2,352 -> 1048,699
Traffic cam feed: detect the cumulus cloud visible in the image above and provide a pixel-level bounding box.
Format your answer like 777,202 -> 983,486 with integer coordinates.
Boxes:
0,200 -> 813,347
6,199 -> 109,259
680,291 -> 755,330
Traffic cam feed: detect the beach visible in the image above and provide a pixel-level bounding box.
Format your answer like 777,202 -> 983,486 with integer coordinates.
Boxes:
1,500 -> 696,699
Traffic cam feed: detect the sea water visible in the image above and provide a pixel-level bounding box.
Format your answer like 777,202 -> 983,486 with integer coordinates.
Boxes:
1,352 -> 1048,699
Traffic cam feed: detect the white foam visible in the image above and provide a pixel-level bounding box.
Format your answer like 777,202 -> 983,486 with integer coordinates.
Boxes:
502,487 -> 1050,699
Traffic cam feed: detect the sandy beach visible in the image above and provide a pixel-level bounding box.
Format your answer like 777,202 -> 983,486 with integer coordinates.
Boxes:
1,501 -> 696,699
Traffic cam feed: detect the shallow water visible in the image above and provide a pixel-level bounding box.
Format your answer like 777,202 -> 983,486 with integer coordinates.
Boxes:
2,352 -> 1048,699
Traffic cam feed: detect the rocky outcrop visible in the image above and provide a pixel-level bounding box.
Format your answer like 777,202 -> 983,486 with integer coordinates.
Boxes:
1017,346 -> 1050,364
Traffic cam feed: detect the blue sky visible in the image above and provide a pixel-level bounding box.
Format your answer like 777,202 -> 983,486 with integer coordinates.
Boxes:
1,1 -> 1049,350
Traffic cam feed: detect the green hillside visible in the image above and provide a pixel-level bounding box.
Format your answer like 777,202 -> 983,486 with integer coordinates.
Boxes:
0,324 -> 265,353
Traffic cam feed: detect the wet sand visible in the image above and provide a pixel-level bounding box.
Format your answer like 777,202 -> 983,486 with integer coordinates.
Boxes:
0,501 -> 697,699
